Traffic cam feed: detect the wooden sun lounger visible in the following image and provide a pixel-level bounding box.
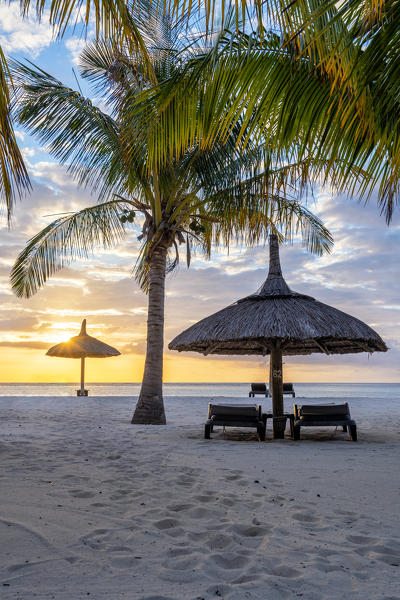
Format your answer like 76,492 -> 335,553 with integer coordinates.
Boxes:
205,403 -> 266,441
249,383 -> 295,397
291,403 -> 357,441
282,383 -> 296,398
249,383 -> 268,397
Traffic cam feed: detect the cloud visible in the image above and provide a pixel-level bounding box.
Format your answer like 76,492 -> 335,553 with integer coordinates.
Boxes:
163,199 -> 400,378
0,151 -> 399,381
0,341 -> 49,350
65,37 -> 87,66
0,1 -> 54,56
21,147 -> 35,160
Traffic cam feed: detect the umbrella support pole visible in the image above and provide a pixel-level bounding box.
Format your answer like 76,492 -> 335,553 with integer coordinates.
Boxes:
268,359 -> 272,397
77,357 -> 88,397
271,345 -> 285,439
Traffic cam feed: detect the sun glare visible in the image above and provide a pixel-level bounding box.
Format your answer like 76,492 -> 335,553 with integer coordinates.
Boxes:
48,322 -> 81,342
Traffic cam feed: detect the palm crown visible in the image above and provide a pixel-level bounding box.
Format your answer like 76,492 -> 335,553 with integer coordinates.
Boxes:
11,5 -> 332,299
142,2 -> 400,222
3,0 -> 399,224
11,4 -> 333,424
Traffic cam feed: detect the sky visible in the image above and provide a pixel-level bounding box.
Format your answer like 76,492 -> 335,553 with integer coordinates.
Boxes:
0,2 -> 399,384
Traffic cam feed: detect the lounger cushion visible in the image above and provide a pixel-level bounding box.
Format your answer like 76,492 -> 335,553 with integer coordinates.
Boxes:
210,404 -> 259,417
283,383 -> 294,392
251,384 -> 267,392
299,404 -> 350,418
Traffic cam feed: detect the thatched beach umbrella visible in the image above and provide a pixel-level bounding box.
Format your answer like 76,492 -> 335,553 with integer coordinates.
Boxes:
46,319 -> 120,396
169,235 -> 387,437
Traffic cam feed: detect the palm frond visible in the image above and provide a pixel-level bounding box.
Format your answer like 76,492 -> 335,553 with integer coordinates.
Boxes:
12,59 -> 151,198
0,49 -> 30,221
208,190 -> 333,256
20,0 -> 154,73
13,2 -> 335,300
20,0 -> 262,36
11,200 -> 131,298
137,22 -> 399,221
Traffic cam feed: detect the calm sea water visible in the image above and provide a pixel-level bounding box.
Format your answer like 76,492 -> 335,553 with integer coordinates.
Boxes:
0,382 -> 399,399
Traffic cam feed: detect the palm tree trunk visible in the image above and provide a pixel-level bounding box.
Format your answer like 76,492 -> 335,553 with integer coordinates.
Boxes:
131,244 -> 167,424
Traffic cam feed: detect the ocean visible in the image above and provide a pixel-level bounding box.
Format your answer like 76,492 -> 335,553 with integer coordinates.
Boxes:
0,382 -> 399,400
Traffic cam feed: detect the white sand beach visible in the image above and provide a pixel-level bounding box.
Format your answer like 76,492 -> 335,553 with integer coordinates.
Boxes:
1,393 -> 400,600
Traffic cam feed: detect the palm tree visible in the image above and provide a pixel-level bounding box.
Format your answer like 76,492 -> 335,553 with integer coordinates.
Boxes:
10,6 -> 332,424
0,0 -> 262,215
139,2 -> 400,223
4,1 -> 399,219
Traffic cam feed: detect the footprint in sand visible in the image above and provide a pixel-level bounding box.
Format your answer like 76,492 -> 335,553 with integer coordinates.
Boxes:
69,489 -> 96,499
318,548 -> 340,557
79,528 -> 110,550
291,512 -> 319,524
269,565 -> 302,578
336,509 -> 357,516
175,479 -> 196,488
363,544 -> 400,566
210,552 -> 249,570
314,561 -> 344,573
224,473 -> 244,482
166,503 -> 194,512
162,555 -> 199,571
61,474 -> 90,482
187,531 -> 209,543
220,498 -> 236,506
205,583 -> 233,598
195,494 -> 216,503
114,488 -> 132,496
347,534 -> 378,545
206,533 -> 233,550
154,518 -> 180,530
232,573 -> 261,585
232,523 -> 271,538
158,567 -> 201,583
110,555 -> 140,569
8,562 -> 34,573
187,507 -> 210,519
270,494 -> 286,502
109,545 -> 132,552
109,489 -> 132,501
166,547 -> 201,558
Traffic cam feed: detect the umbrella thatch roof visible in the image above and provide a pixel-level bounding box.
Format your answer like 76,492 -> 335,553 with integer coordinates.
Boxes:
46,319 -> 121,359
169,236 -> 387,357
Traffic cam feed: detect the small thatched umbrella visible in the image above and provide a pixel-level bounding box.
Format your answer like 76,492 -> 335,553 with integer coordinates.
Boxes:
46,319 -> 120,396
169,235 -> 387,437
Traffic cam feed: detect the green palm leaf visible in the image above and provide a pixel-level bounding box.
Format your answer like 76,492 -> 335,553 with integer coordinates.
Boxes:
12,5 -> 334,301
137,9 -> 399,222
0,48 -> 30,220
11,200 -> 131,298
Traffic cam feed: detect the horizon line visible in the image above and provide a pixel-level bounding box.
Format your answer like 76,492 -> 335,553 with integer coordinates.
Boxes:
1,382 -> 399,385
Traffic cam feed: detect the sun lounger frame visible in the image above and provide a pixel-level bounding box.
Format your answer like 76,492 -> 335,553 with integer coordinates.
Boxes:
282,383 -> 296,398
291,403 -> 357,441
205,403 -> 266,441
249,383 -> 295,398
248,383 -> 269,397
